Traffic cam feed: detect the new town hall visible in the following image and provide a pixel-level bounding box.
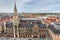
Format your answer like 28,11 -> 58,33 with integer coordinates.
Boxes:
0,3 -> 47,38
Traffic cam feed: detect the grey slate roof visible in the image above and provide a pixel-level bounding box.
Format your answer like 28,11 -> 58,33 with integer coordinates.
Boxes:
6,20 -> 46,31
6,21 -> 13,28
48,25 -> 60,34
39,24 -> 46,28
19,24 -> 33,28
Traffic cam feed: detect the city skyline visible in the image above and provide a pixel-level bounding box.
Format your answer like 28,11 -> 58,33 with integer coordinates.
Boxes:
0,0 -> 60,13
0,2 -> 60,40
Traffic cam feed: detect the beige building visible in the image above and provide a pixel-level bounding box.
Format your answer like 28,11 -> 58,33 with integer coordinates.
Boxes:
48,23 -> 60,40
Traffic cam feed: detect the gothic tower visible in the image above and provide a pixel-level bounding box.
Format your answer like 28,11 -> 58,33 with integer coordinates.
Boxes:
13,2 -> 19,38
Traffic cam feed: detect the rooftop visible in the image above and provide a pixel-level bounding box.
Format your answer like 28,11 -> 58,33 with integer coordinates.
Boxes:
49,24 -> 60,34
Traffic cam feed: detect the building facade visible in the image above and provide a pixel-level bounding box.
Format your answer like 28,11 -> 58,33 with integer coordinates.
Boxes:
48,23 -> 60,40
0,3 -> 47,38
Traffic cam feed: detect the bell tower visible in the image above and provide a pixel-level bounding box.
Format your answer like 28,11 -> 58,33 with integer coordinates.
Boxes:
13,2 -> 19,38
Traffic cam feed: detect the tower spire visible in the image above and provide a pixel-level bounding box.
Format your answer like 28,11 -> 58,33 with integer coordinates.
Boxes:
14,1 -> 17,14
13,1 -> 19,38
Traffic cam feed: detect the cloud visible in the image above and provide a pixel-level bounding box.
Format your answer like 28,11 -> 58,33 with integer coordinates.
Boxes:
0,0 -> 60,13
20,0 -> 60,13
0,0 -> 14,13
16,0 -> 33,7
0,7 -> 13,13
34,4 -> 60,10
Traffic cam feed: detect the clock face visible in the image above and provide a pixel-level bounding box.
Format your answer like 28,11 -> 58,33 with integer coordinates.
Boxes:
13,19 -> 18,25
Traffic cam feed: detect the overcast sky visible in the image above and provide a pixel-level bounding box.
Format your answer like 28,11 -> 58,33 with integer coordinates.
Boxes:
0,0 -> 60,13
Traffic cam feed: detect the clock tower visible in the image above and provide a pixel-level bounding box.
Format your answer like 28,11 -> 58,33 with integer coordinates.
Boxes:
13,2 -> 19,38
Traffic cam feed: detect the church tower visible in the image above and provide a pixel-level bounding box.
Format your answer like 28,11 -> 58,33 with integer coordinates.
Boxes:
13,2 -> 19,38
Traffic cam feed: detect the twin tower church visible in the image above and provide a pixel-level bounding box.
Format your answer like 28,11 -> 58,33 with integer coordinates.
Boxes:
0,3 -> 47,38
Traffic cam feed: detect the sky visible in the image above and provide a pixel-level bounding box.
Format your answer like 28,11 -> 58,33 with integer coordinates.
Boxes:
0,0 -> 60,13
